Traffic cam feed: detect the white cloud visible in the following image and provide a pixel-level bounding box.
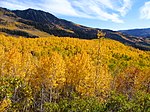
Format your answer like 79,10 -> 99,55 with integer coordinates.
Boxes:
70,0 -> 132,23
0,0 -> 81,17
0,0 -> 41,10
117,0 -> 132,16
140,1 -> 150,19
40,0 -> 79,17
0,0 -> 132,23
70,0 -> 128,23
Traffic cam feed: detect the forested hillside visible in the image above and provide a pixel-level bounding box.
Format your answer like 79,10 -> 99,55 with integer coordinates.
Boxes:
0,34 -> 149,112
0,7 -> 150,50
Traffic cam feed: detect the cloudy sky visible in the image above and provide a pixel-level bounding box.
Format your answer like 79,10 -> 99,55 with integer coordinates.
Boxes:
0,0 -> 150,30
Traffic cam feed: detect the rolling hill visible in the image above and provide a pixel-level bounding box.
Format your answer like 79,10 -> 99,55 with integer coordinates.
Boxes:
0,7 -> 150,50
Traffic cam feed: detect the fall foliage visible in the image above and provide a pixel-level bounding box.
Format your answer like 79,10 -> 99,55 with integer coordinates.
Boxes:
0,34 -> 149,111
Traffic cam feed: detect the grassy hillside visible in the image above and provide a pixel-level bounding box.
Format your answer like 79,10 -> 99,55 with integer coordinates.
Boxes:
0,34 -> 150,111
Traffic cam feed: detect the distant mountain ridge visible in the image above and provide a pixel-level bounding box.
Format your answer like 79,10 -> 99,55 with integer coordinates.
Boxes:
119,28 -> 150,38
0,7 -> 150,50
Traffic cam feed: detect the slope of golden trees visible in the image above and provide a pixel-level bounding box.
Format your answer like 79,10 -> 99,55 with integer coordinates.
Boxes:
0,34 -> 149,111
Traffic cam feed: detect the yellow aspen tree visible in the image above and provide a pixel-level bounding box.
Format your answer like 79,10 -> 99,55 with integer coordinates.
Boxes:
94,64 -> 112,100
65,52 -> 96,96
1,48 -> 22,77
29,52 -> 65,109
114,67 -> 150,99
36,52 -> 66,89
0,45 -> 5,77
95,30 -> 106,91
93,30 -> 112,99
134,68 -> 150,93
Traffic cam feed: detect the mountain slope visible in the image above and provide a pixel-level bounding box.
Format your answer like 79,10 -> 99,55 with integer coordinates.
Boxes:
0,7 -> 150,50
13,8 -> 98,39
0,8 -> 51,37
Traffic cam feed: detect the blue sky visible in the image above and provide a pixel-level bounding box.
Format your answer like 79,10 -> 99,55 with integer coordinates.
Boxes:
0,0 -> 150,30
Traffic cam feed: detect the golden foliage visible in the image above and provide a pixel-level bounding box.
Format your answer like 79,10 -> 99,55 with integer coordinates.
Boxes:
0,34 -> 149,99
0,98 -> 11,112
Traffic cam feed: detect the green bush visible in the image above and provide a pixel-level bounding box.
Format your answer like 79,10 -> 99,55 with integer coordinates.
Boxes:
105,92 -> 150,112
0,76 -> 33,111
44,97 -> 105,112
